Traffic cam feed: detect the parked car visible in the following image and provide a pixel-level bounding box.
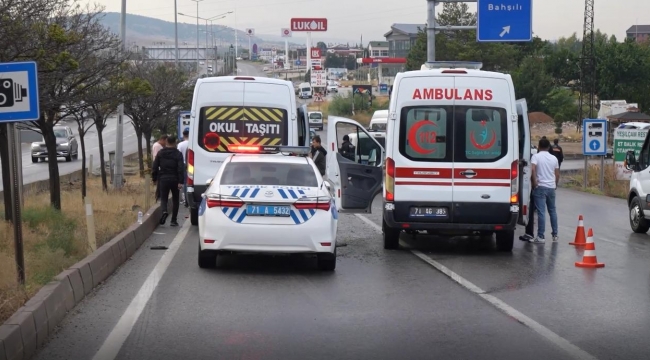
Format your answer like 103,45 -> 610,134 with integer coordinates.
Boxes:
30,125 -> 79,162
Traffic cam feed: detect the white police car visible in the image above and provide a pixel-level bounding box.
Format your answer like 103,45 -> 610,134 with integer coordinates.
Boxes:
197,145 -> 338,271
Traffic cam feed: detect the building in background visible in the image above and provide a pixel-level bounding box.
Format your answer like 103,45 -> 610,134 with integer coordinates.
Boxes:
384,23 -> 424,58
367,41 -> 389,58
626,25 -> 650,43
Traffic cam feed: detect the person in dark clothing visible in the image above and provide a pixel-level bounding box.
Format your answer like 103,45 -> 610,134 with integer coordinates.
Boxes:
310,135 -> 327,176
152,136 -> 185,226
550,138 -> 564,168
339,134 -> 356,161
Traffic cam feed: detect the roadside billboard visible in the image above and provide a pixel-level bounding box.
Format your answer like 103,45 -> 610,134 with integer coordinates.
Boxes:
613,127 -> 648,180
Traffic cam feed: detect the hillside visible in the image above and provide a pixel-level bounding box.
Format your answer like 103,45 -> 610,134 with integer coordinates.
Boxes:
99,12 -> 300,48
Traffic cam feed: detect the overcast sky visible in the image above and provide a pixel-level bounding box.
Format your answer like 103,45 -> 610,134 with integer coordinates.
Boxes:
86,0 -> 648,43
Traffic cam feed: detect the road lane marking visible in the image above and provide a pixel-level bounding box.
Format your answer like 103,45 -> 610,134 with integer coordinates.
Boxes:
354,213 -> 599,360
91,219 -> 191,360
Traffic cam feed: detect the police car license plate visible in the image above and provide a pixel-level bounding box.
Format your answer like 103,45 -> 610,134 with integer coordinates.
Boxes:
409,207 -> 448,218
246,205 -> 291,216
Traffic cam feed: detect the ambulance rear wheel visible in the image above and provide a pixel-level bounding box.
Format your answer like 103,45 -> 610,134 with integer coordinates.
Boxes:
495,230 -> 514,252
383,219 -> 400,250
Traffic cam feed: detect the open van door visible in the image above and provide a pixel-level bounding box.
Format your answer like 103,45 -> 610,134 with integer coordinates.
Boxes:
516,99 -> 531,226
297,104 -> 310,146
326,116 -> 384,213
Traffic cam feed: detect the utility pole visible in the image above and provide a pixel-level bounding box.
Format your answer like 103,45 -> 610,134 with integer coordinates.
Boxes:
174,0 -> 179,67
425,0 -> 477,63
114,0 -> 127,189
190,0 -> 203,73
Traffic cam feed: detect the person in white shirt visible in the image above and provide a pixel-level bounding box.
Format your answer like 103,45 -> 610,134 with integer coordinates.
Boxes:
530,138 -> 560,243
176,130 -> 189,205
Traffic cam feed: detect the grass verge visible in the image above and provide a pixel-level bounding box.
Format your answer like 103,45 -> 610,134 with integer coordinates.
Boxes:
563,163 -> 627,199
0,169 -> 154,323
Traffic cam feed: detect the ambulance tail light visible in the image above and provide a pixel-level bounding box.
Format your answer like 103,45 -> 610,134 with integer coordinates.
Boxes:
206,194 -> 243,208
293,196 -> 331,211
385,157 -> 395,201
510,160 -> 519,204
187,148 -> 194,186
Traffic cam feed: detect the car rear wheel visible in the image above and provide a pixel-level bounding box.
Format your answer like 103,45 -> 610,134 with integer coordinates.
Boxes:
495,230 -> 514,251
31,157 -> 38,163
317,249 -> 336,271
198,243 -> 217,269
629,196 -> 650,233
383,219 -> 400,250
190,207 -> 199,226
65,154 -> 72,162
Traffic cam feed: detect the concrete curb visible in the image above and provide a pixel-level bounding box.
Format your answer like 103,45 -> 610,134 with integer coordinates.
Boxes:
0,201 -> 163,360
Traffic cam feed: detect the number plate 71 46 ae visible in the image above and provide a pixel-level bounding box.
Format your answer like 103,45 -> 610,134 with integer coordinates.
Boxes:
409,206 -> 448,218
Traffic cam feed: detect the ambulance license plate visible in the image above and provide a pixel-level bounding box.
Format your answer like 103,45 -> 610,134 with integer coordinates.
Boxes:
246,205 -> 291,216
409,207 -> 448,218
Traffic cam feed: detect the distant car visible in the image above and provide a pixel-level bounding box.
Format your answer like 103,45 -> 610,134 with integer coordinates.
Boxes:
31,125 -> 79,162
309,129 -> 316,143
200,61 -> 205,65
308,111 -> 323,131
326,84 -> 338,93
236,57 -> 242,60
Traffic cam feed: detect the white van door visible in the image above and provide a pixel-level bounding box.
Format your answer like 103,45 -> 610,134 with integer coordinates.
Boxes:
326,116 -> 384,213
516,99 -> 531,225
297,104 -> 310,146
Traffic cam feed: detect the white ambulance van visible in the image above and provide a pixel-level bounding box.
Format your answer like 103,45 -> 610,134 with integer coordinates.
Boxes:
326,62 -> 532,252
186,76 -> 311,225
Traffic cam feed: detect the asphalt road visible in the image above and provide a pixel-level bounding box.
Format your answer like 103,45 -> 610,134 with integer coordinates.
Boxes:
31,181 -> 650,360
0,116 -> 141,192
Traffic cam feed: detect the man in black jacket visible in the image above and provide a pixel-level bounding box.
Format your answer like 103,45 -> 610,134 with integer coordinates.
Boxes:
551,138 -> 564,168
339,134 -> 355,161
152,136 -> 185,226
310,135 -> 327,176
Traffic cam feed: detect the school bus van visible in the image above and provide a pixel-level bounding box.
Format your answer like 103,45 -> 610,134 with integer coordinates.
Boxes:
325,62 -> 532,252
186,76 -> 311,225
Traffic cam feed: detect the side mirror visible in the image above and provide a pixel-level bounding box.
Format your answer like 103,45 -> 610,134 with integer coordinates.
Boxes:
625,151 -> 637,170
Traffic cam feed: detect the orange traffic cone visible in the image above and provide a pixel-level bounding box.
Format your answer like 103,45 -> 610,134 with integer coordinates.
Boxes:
575,228 -> 604,268
570,215 -> 587,246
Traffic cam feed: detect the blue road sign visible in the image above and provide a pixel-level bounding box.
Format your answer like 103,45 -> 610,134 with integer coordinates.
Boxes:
582,119 -> 608,156
477,0 -> 533,42
0,61 -> 39,122
295,60 -> 302,66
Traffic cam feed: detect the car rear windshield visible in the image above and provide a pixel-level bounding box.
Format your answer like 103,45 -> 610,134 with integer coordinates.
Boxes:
220,162 -> 318,187
309,113 -> 322,119
301,87 -> 310,92
198,106 -> 288,153
399,106 -> 508,163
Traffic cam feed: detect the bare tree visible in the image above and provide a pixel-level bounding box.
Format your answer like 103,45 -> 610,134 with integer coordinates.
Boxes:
65,100 -> 95,199
24,3 -> 123,209
123,61 -> 192,175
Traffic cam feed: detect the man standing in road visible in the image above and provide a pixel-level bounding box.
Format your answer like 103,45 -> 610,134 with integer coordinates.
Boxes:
152,134 -> 168,202
530,138 -> 560,243
152,136 -> 185,227
177,129 -> 190,207
550,138 -> 564,168
310,135 -> 327,176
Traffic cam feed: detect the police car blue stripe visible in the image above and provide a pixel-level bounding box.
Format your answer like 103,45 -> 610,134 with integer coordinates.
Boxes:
299,209 -> 309,222
222,207 -> 229,215
240,188 -> 250,198
250,188 -> 260,198
289,210 -> 301,224
287,189 -> 298,199
228,208 -> 239,219
298,190 -> 305,195
198,198 -> 207,216
309,209 -> 316,216
278,189 -> 288,199
235,211 -> 247,223
232,188 -> 240,196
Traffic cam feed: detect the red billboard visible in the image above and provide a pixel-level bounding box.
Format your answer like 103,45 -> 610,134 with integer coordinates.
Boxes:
310,47 -> 322,59
290,18 -> 328,32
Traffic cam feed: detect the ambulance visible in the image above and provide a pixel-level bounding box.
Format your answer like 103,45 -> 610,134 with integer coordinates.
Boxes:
186,76 -> 311,225
326,62 -> 532,252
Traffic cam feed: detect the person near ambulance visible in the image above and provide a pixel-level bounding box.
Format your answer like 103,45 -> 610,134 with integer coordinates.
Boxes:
550,138 -> 564,168
177,129 -> 190,206
530,138 -> 560,243
310,135 -> 327,176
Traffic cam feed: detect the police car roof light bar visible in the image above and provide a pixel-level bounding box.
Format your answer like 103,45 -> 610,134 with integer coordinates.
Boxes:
227,144 -> 311,156
421,61 -> 483,70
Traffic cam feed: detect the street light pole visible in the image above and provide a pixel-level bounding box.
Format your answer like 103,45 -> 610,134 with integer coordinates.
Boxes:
174,0 -> 179,67
190,0 -> 203,72
114,0 -> 126,189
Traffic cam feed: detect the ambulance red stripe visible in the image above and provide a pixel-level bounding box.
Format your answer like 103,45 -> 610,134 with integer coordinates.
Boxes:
395,167 -> 511,180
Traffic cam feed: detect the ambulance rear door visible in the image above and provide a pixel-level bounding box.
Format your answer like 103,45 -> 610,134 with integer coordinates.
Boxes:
516,98 -> 531,225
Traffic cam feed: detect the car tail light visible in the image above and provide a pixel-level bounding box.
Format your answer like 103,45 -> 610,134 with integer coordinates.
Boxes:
293,196 -> 331,211
510,160 -> 519,204
385,157 -> 395,201
187,148 -> 194,186
206,194 -> 243,208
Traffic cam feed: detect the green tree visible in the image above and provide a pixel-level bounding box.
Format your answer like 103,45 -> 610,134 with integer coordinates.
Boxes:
511,57 -> 554,112
542,88 -> 579,133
